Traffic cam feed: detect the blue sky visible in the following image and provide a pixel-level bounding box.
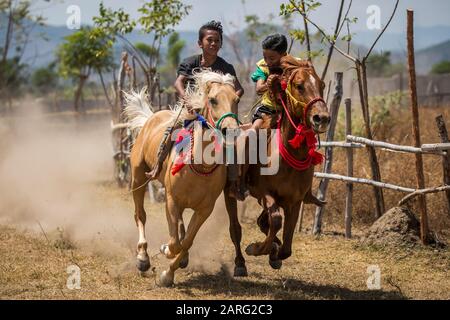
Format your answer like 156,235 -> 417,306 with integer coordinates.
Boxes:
33,0 -> 450,32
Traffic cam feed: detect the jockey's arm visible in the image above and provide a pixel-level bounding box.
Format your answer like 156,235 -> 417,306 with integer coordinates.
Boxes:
174,74 -> 187,100
234,78 -> 244,98
255,79 -> 268,95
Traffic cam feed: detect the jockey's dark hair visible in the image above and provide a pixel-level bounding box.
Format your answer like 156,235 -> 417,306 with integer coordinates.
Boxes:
262,34 -> 288,54
199,20 -> 223,44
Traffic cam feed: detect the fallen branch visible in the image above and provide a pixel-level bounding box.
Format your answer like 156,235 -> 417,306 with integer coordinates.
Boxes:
398,185 -> 450,206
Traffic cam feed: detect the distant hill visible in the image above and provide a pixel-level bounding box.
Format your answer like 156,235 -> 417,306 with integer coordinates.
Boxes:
416,40 -> 450,74
2,21 -> 450,77
352,25 -> 450,52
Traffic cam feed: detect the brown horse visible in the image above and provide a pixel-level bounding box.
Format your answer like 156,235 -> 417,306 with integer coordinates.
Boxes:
124,70 -> 240,286
225,56 -> 330,276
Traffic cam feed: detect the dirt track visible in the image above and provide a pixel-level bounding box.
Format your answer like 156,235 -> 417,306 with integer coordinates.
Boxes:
0,106 -> 449,300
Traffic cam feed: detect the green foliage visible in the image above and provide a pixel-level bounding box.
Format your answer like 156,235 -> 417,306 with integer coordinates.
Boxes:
0,0 -> 47,58
166,32 -> 185,68
366,52 -> 405,77
244,15 -> 277,43
431,61 -> 450,75
31,63 -> 59,94
336,91 -> 407,140
137,0 -> 191,40
0,57 -> 28,98
135,42 -> 159,59
93,2 -> 135,38
57,27 -> 114,80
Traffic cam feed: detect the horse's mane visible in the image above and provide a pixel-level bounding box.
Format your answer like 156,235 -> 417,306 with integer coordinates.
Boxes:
171,69 -> 235,123
280,55 -> 312,75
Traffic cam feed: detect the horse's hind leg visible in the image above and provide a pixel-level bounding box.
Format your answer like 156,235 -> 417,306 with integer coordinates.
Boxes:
132,168 -> 151,272
224,186 -> 247,277
160,207 -> 213,287
245,195 -> 282,257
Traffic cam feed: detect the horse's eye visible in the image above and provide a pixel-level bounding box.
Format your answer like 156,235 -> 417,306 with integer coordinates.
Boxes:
296,83 -> 305,91
209,97 -> 218,106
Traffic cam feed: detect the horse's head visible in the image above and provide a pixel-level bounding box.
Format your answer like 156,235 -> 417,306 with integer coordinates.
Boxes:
274,56 -> 330,133
191,70 -> 240,133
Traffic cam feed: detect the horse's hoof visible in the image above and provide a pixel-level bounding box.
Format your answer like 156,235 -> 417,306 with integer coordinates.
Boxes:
234,266 -> 248,277
179,253 -> 189,269
269,259 -> 282,270
136,258 -> 150,272
160,244 -> 169,256
159,270 -> 174,287
245,243 -> 258,256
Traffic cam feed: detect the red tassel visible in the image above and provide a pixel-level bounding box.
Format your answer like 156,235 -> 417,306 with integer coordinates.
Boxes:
171,152 -> 187,175
305,131 -> 317,147
309,148 -> 324,165
281,80 -> 287,91
288,133 -> 304,149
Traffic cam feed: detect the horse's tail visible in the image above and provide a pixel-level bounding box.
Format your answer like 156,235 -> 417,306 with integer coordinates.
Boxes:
123,88 -> 154,133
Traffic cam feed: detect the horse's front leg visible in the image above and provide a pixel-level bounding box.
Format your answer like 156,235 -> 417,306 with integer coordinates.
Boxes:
224,183 -> 247,277
275,202 -> 301,265
160,195 -> 183,259
159,206 -> 213,287
245,194 -> 283,257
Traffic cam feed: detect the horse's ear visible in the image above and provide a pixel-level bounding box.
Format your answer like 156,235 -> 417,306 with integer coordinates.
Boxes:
205,82 -> 212,93
307,60 -> 313,67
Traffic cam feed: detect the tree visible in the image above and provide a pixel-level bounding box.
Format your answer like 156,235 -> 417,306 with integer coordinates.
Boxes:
31,63 -> 58,95
166,32 -> 185,69
431,61 -> 450,75
0,0 -> 47,106
159,32 -> 185,88
93,0 -> 191,103
366,51 -> 405,78
57,27 -> 114,112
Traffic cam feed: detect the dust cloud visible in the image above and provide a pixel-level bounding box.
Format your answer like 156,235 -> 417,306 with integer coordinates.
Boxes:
0,99 -> 237,274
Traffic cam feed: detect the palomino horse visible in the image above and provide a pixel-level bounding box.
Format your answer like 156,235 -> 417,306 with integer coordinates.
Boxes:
225,56 -> 330,276
124,70 -> 240,286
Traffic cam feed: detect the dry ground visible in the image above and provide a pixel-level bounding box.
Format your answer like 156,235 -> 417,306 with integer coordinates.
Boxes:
0,181 -> 449,300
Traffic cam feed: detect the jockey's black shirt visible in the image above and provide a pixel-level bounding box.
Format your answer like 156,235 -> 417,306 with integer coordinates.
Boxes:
177,54 -> 237,89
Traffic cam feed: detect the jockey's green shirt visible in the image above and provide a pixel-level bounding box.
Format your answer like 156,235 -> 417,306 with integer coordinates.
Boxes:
251,58 -> 275,109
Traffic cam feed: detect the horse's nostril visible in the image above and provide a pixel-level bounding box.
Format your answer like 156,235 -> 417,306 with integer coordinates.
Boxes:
313,115 -> 321,124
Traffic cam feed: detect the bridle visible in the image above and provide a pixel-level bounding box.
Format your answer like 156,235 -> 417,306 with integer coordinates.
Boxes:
275,68 -> 325,171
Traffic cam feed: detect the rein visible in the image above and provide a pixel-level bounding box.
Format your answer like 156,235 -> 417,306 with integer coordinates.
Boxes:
171,95 -> 240,177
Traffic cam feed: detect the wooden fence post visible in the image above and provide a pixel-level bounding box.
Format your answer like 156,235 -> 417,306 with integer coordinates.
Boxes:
435,115 -> 450,215
407,9 -> 429,244
345,98 -> 353,238
313,72 -> 343,235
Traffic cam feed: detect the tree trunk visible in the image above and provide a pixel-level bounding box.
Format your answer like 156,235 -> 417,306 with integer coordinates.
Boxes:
74,75 -> 87,113
1,3 -> 14,64
407,9 -> 429,244
356,61 -> 385,218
